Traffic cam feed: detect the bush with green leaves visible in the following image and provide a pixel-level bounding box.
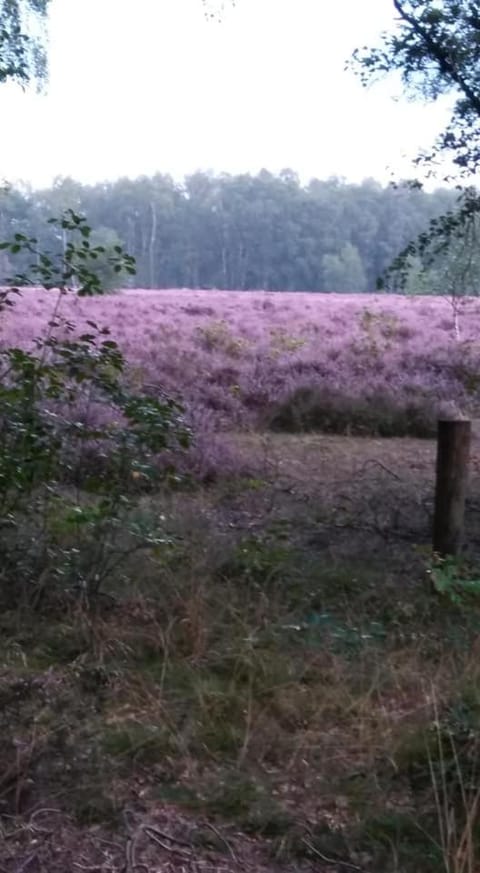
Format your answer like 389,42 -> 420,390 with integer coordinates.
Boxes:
0,211 -> 190,609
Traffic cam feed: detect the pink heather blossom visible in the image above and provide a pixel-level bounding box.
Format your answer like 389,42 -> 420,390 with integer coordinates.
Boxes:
2,288 -> 480,471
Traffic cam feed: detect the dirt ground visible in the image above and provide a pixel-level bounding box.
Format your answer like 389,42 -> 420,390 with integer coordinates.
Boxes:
0,807 -> 328,872
219,431 -> 480,556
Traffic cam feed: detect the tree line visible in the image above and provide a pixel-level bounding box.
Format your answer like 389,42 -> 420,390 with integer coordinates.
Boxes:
0,171 -> 458,292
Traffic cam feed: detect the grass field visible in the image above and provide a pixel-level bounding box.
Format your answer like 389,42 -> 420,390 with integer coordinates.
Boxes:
2,290 -> 480,871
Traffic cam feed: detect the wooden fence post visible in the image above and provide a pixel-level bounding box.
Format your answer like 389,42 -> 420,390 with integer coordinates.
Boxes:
433,419 -> 471,556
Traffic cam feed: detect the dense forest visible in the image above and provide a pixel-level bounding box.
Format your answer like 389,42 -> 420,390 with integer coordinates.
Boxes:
0,171 -> 458,292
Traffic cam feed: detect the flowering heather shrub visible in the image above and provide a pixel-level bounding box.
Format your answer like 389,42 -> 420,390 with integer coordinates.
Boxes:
2,288 -> 480,461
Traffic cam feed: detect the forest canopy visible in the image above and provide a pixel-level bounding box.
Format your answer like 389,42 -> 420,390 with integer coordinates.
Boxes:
0,171 -> 458,292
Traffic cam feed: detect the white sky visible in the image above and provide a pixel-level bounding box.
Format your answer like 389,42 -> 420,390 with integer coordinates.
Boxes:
0,0 -> 454,189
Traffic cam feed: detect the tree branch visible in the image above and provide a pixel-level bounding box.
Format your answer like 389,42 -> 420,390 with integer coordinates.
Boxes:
392,0 -> 480,117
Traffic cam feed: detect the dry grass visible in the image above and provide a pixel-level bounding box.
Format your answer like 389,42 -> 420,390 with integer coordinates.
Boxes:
2,433 -> 480,871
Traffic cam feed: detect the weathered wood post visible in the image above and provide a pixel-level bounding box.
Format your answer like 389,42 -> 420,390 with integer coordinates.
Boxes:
433,419 -> 471,556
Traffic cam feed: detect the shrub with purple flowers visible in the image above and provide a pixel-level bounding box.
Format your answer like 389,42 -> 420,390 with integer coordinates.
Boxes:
4,289 -> 479,449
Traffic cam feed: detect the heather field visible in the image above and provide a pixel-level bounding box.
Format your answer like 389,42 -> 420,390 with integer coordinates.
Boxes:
3,288 -> 480,475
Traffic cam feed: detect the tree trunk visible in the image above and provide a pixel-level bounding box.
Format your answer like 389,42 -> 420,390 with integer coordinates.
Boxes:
149,200 -> 157,289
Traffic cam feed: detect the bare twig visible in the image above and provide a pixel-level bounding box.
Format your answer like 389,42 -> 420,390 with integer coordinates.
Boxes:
97,836 -> 124,851
29,806 -> 62,822
143,825 -> 193,851
143,825 -> 193,858
27,806 -> 61,836
14,852 -> 40,873
360,458 -> 402,481
124,837 -> 149,873
204,821 -> 238,863
73,865 -> 105,872
302,838 -> 364,871
123,809 -> 139,873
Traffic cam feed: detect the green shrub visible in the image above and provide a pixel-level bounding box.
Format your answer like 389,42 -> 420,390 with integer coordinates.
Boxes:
0,211 -> 190,609
269,386 -> 436,437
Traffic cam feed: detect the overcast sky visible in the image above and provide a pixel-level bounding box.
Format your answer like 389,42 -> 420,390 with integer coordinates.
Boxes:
0,0 -> 454,188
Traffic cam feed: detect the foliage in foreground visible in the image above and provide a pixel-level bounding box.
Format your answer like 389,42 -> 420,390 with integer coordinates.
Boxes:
0,211 -> 190,608
354,0 -> 480,177
0,0 -> 50,87
354,1 -> 480,298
